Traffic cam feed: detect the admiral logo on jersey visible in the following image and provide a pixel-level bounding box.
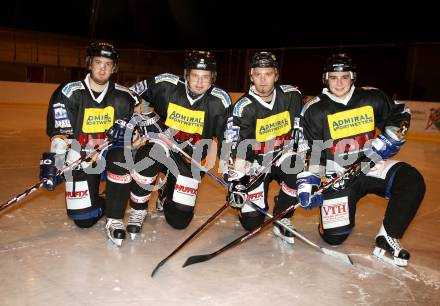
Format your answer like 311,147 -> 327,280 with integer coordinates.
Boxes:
165,103 -> 205,135
255,111 -> 291,142
327,106 -> 375,139
82,106 -> 115,133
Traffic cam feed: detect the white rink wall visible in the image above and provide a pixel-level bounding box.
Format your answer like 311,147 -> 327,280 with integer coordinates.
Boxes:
1,81 -> 439,140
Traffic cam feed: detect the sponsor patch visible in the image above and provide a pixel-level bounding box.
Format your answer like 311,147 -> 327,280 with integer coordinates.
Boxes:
280,84 -> 300,93
82,106 -> 115,133
321,196 -> 349,229
233,97 -> 252,117
281,182 -> 297,198
65,181 -> 92,210
172,175 -> 199,207
225,117 -> 240,144
327,106 -> 375,139
155,73 -> 179,85
131,170 -> 157,185
242,182 -> 265,213
211,87 -> 231,108
107,172 -> 132,184
255,111 -> 291,142
165,103 -> 204,134
55,119 -> 72,129
53,103 -> 72,129
61,81 -> 85,98
53,103 -> 68,120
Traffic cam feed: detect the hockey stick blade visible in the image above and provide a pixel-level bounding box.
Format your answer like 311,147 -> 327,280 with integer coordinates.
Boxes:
243,198 -> 353,265
183,204 -> 298,268
150,200 -> 229,277
182,253 -> 216,267
320,247 -> 353,265
151,258 -> 168,277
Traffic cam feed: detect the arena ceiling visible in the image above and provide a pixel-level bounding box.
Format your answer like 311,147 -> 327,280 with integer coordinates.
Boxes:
1,0 -> 439,50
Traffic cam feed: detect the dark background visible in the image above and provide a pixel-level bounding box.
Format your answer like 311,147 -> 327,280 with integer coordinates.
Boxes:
1,0 -> 439,100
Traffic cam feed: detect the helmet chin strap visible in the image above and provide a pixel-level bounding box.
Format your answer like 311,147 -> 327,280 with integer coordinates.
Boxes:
185,82 -> 203,100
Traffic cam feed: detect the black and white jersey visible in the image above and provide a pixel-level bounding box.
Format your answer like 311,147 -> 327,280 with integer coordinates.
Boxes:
229,85 -> 304,162
46,74 -> 138,147
301,86 -> 411,174
131,74 -> 232,158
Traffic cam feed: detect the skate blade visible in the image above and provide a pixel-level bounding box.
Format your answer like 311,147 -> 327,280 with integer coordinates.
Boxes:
373,247 -> 407,267
273,229 -> 295,244
129,232 -> 137,240
156,202 -> 164,212
108,237 -> 123,247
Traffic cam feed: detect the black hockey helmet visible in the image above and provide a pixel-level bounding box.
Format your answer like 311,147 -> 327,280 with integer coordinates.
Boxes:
250,51 -> 279,69
86,41 -> 119,72
184,50 -> 216,82
323,53 -> 356,84
184,50 -> 216,72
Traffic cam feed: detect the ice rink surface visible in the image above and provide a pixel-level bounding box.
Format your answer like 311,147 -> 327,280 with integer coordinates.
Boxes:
0,104 -> 439,306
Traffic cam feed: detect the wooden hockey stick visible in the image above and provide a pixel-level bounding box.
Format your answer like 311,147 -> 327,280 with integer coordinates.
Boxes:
0,141 -> 110,213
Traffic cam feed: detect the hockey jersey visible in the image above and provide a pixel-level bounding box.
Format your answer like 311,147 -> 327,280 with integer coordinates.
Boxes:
131,73 -> 232,159
301,86 -> 411,174
229,85 -> 304,162
46,74 -> 138,147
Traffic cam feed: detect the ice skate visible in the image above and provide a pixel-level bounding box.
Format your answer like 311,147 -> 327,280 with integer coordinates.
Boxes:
126,208 -> 148,240
273,218 -> 295,244
373,224 -> 410,267
105,218 -> 126,247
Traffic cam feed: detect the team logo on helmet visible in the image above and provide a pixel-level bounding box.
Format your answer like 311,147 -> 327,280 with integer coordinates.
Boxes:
86,41 -> 119,72
324,53 -> 355,73
184,50 -> 216,72
250,51 -> 279,69
184,50 -> 217,83
323,53 -> 356,84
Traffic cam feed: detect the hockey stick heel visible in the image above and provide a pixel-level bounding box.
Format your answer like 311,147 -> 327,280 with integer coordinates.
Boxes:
183,254 -> 215,267
183,204 -> 297,268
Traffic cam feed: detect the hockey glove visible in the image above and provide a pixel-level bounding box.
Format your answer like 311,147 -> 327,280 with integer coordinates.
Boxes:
39,152 -> 63,191
296,171 -> 323,210
366,130 -> 404,162
106,117 -> 134,147
133,112 -> 168,140
227,169 -> 250,209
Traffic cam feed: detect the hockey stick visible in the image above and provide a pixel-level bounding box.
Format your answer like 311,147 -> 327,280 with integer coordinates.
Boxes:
246,200 -> 353,265
182,203 -> 299,267
155,132 -> 292,191
149,131 -> 361,274
0,141 -> 110,212
159,132 -> 356,265
182,159 -> 368,268
150,200 -> 229,277
150,134 -> 282,277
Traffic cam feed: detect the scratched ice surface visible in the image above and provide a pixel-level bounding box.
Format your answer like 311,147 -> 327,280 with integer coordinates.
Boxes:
0,104 -> 439,305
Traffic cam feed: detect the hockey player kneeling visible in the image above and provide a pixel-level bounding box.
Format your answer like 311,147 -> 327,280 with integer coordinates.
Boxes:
226,51 -> 304,244
128,50 -> 232,238
298,53 -> 425,266
41,41 -> 139,247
